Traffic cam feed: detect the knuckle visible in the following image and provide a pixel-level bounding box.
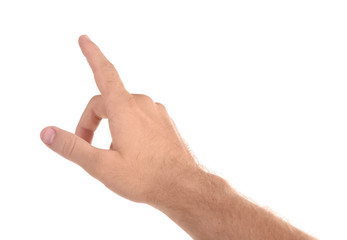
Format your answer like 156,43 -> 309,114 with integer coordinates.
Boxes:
62,136 -> 77,158
144,95 -> 153,103
155,102 -> 166,110
126,94 -> 136,106
89,95 -> 101,105
93,62 -> 117,78
100,62 -> 116,72
156,102 -> 168,114
136,94 -> 154,104
141,94 -> 152,101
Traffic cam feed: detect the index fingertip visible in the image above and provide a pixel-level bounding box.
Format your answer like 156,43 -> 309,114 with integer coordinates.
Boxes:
79,35 -> 90,45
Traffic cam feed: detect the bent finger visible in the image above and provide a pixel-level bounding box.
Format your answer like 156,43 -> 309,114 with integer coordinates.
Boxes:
75,95 -> 107,144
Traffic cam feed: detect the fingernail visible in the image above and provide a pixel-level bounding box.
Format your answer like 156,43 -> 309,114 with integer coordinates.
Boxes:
84,35 -> 90,40
41,127 -> 56,145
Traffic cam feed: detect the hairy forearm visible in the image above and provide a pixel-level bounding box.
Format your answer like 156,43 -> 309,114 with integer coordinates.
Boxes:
150,168 -> 315,240
42,36 -> 316,240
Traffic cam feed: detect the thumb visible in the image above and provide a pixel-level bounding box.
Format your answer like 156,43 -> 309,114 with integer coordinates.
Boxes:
40,126 -> 102,173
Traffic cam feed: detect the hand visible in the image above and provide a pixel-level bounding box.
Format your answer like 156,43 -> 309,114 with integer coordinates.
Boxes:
40,35 -> 316,240
40,35 -> 199,204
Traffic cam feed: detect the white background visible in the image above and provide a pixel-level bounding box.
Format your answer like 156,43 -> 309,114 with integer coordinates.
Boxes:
0,1 -> 346,239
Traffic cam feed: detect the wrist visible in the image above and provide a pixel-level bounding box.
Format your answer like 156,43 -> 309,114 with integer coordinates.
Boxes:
147,163 -> 232,214
147,164 -> 234,239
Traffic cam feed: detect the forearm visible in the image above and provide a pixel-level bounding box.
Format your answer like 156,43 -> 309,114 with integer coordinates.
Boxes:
149,168 -> 315,240
42,36 -> 317,240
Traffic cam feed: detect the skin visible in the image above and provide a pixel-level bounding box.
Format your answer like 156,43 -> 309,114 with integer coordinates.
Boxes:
40,35 -> 316,240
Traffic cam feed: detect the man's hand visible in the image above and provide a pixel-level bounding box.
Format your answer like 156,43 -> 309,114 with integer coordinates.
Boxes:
40,35 -> 316,239
40,35 -> 198,204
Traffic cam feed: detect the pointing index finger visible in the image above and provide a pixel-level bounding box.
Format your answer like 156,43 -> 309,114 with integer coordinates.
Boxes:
78,35 -> 128,101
